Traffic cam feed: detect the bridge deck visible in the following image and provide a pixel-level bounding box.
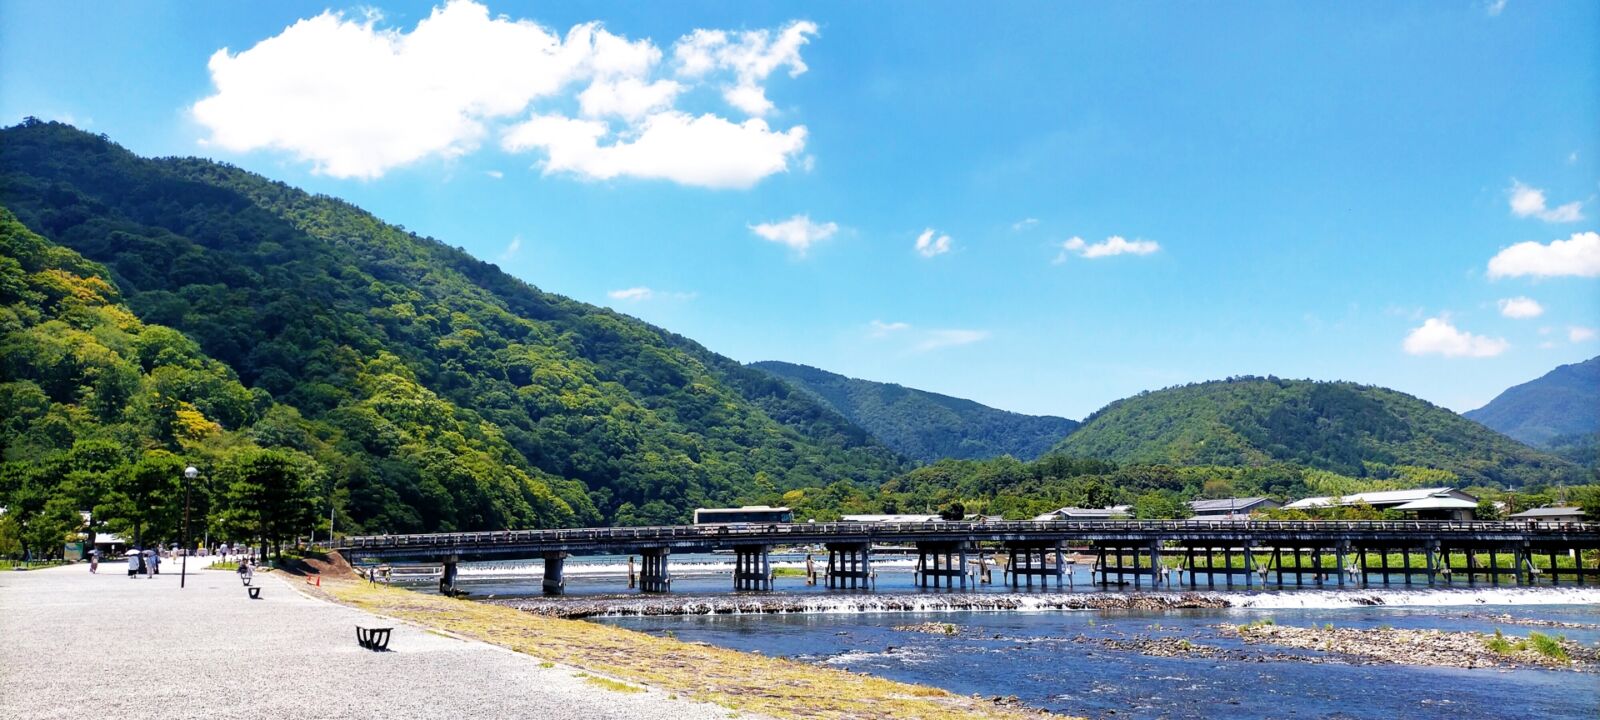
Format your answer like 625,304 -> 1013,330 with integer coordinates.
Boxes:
335,520 -> 1600,562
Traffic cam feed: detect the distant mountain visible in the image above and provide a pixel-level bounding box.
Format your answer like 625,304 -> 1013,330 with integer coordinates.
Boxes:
0,121 -> 904,532
1465,356 -> 1600,447
1050,376 -> 1582,487
749,361 -> 1079,463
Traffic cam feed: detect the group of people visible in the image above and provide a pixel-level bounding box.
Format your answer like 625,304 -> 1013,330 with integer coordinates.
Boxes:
123,548 -> 162,578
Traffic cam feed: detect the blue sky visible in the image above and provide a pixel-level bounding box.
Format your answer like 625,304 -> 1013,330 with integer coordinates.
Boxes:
3,1 -> 1597,419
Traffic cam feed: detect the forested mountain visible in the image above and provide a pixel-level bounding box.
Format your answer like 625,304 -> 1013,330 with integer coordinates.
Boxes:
750,361 -> 1078,463
0,121 -> 903,535
1465,356 -> 1599,449
1051,376 -> 1584,487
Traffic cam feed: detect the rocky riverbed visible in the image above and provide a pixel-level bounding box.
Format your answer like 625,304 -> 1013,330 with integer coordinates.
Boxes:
1230,622 -> 1600,672
487,591 -> 1232,618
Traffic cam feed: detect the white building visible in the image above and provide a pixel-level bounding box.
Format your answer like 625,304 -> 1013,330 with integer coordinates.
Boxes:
1285,487 -> 1478,520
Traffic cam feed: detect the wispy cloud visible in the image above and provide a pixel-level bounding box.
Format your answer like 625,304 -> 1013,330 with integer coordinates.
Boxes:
1570,326 -> 1598,343
1055,235 -> 1160,262
867,320 -> 911,337
1486,0 -> 1508,16
1487,231 -> 1600,278
1402,317 -> 1508,358
1507,180 -> 1583,223
497,235 -> 522,262
914,228 -> 952,258
485,169 -> 504,179
914,329 -> 989,352
749,214 -> 838,255
1011,218 -> 1039,231
1496,296 -> 1543,319
607,286 -> 695,302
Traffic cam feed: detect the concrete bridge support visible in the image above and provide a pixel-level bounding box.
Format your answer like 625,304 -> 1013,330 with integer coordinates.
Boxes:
825,542 -> 873,589
733,544 -> 772,591
914,541 -> 967,589
1005,541 -> 1064,589
542,551 -> 567,595
639,547 -> 672,593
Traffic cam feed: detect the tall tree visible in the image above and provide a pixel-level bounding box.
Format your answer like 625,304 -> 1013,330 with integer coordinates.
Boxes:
214,448 -> 318,562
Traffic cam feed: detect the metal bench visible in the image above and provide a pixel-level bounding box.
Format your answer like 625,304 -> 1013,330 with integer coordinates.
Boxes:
356,626 -> 392,651
247,587 -> 261,599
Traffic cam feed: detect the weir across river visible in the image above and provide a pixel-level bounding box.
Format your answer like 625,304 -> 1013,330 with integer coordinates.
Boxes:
333,520 -> 1600,596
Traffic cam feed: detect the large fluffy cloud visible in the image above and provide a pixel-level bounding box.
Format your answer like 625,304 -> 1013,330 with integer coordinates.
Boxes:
1486,231 -> 1600,278
1402,317 -> 1508,358
191,1 -> 811,186
503,112 -> 804,189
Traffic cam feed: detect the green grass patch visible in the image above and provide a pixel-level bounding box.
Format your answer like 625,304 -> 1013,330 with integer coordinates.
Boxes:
584,676 -> 646,694
1528,632 -> 1569,662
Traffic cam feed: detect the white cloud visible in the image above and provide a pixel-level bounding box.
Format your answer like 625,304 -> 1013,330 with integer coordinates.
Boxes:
1012,218 -> 1039,231
1507,180 -> 1584,223
1570,152 -> 1580,165
192,1 -> 812,187
748,214 -> 838,255
1486,0 -> 1508,15
867,320 -> 911,337
503,111 -> 805,189
671,22 -> 817,117
497,235 -> 521,262
1402,317 -> 1509,358
1570,326 -> 1598,343
1486,231 -> 1600,278
608,286 -> 654,301
1496,296 -> 1544,319
914,329 -> 989,352
1055,235 -> 1160,262
485,169 -> 504,179
914,228 -> 952,258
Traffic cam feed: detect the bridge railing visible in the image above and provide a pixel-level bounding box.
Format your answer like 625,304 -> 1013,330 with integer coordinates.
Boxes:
332,519 -> 1598,551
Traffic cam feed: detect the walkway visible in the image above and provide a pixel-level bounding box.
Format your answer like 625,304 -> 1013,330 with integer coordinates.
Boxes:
0,563 -> 754,720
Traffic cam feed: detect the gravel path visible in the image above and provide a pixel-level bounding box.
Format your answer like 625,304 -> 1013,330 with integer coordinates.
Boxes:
0,564 -> 754,720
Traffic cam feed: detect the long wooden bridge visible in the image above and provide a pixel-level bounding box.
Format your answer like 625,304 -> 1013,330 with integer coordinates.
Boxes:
333,519 -> 1600,595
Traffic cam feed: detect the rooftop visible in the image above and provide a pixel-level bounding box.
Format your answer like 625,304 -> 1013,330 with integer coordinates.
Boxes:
1508,506 -> 1586,519
1188,497 -> 1274,512
1285,487 -> 1474,509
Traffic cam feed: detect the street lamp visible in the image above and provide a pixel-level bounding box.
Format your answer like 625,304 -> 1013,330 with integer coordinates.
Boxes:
181,466 -> 198,589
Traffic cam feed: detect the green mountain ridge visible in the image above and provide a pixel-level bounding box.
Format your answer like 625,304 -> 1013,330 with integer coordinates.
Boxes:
0,120 -> 904,532
749,360 -> 1079,463
1465,356 -> 1600,448
1051,376 -> 1584,487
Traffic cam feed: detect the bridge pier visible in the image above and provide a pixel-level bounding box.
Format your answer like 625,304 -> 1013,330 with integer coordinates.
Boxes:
733,544 -> 772,591
1006,541 -> 1064,589
825,542 -> 873,589
1095,543 -> 1156,588
639,547 -> 672,593
542,551 -> 567,595
914,541 -> 967,589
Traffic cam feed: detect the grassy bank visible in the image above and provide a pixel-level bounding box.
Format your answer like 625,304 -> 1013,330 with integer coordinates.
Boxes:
321,579 -> 1059,719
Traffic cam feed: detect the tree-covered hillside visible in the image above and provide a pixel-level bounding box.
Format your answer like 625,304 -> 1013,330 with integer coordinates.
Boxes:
750,361 -> 1078,463
0,121 -> 903,533
1051,376 -> 1583,487
1465,356 -> 1599,448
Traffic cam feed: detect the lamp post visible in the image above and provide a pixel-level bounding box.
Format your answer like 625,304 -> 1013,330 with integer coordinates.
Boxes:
181,466 -> 198,589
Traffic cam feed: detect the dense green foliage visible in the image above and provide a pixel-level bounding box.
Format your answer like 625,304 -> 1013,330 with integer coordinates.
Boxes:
750,361 -> 1078,463
0,121 -> 903,536
0,207 -> 318,558
1465,356 -> 1599,449
1051,376 -> 1583,487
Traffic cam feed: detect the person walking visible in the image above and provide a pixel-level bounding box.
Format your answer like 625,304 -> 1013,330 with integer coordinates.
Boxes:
148,548 -> 160,577
128,550 -> 141,578
88,549 -> 99,574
